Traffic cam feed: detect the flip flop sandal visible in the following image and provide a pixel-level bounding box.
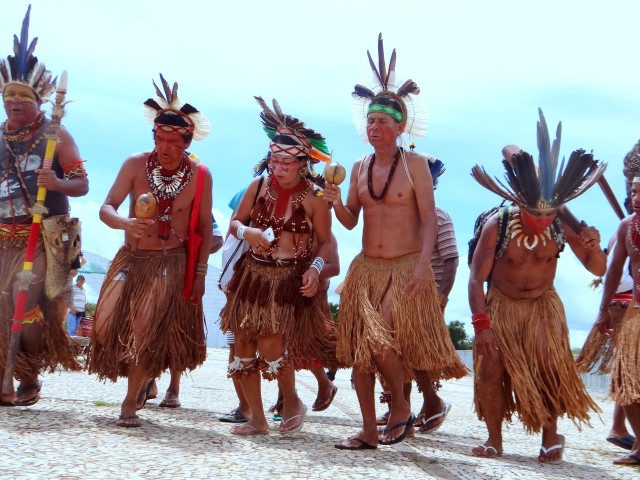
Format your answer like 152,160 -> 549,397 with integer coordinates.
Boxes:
312,385 -> 338,412
230,423 -> 269,436
14,381 -> 42,407
539,435 -> 565,464
418,402 -> 452,434
379,413 -> 415,445
279,405 -> 307,434
473,445 -> 502,457
335,435 -> 377,450
116,414 -> 141,428
219,408 -> 250,423
607,434 -> 635,450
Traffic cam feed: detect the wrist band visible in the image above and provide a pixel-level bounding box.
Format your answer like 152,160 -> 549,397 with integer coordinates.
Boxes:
237,225 -> 246,240
196,262 -> 208,276
471,312 -> 491,334
310,257 -> 325,275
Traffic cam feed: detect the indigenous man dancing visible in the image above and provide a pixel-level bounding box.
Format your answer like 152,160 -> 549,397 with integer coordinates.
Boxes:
324,34 -> 466,450
0,7 -> 88,406
88,75 -> 212,427
596,176 -> 640,465
469,109 -> 606,463
220,97 -> 337,435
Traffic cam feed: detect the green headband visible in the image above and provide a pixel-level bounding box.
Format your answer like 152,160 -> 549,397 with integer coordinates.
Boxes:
367,104 -> 404,122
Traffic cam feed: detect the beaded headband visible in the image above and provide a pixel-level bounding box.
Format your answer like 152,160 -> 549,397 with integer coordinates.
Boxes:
352,33 -> 427,142
142,74 -> 210,141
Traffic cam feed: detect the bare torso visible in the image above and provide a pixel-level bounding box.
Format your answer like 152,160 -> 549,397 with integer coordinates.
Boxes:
126,152 -> 197,250
491,237 -> 560,299
357,153 -> 423,258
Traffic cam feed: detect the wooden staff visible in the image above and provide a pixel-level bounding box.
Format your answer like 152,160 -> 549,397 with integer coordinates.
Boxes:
2,72 -> 70,395
597,176 -> 625,220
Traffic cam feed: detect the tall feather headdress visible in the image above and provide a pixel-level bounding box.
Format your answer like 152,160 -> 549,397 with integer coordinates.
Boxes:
471,108 -> 607,210
143,74 -> 210,141
0,6 -> 56,102
351,33 -> 427,142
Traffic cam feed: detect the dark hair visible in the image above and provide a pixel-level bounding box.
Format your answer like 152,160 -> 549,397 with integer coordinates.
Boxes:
77,275 -> 85,281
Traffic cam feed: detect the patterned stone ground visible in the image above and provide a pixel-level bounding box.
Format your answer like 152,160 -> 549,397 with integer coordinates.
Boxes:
1,348 -> 639,480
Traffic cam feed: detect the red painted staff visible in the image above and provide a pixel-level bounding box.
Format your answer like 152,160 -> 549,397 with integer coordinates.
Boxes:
2,71 -> 70,395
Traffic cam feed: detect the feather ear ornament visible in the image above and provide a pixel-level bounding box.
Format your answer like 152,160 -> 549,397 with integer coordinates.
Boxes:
142,73 -> 210,141
351,33 -> 427,142
0,6 -> 56,101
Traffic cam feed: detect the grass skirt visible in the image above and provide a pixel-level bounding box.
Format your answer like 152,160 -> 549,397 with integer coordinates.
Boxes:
0,244 -> 80,381
610,303 -> 640,405
575,298 -> 628,373
88,247 -> 206,382
220,253 -> 339,370
336,252 -> 467,380
474,287 -> 599,433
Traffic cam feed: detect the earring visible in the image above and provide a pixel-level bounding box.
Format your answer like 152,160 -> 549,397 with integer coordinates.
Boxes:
297,165 -> 308,178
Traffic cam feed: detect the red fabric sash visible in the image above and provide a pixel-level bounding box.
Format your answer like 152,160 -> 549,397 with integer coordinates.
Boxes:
182,163 -> 207,302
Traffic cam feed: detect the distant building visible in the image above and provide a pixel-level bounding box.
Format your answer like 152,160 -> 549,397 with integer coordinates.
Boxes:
79,251 -> 228,348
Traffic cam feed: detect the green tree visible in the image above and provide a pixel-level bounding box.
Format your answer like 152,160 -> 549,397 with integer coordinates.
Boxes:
329,302 -> 339,321
448,320 -> 473,350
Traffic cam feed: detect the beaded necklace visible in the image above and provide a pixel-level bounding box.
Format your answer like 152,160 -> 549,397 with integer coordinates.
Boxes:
367,148 -> 401,201
255,174 -> 312,263
2,117 -> 48,213
628,214 -> 640,298
1,113 -> 45,142
145,150 -> 193,240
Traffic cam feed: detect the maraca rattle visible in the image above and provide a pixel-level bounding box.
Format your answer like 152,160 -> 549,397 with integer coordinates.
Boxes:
131,193 -> 156,250
135,192 -> 156,219
323,162 -> 346,208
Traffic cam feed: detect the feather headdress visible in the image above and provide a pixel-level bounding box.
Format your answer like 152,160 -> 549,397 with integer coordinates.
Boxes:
351,33 -> 427,142
428,156 -> 445,190
0,6 -> 56,102
252,96 -> 331,180
143,74 -> 210,141
471,109 -> 606,210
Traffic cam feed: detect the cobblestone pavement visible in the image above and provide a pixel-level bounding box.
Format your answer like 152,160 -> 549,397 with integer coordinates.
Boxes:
1,348 -> 639,479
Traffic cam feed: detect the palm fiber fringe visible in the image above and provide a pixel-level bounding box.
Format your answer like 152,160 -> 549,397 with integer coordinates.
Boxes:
575,303 -> 626,373
336,252 -> 467,380
474,287 -> 599,433
87,247 -> 206,382
610,304 -> 640,406
0,244 -> 81,382
220,254 -> 340,371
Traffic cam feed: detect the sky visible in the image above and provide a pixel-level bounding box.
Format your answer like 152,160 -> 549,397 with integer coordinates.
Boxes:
2,0 -> 639,347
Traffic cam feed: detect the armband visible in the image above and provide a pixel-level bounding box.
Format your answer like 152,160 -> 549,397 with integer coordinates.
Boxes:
310,257 -> 325,275
471,312 -> 491,334
196,263 -> 208,276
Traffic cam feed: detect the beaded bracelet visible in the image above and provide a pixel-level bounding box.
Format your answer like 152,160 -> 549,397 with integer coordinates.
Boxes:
310,257 -> 325,275
471,312 -> 491,334
236,225 -> 247,240
196,262 -> 208,276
